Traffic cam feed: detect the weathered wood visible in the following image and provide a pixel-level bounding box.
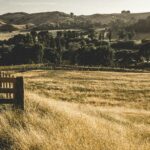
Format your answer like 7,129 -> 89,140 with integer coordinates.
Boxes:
0,88 -> 15,93
0,99 -> 14,104
14,77 -> 24,110
0,72 -> 24,110
6,74 -> 10,98
0,78 -> 16,83
0,72 -> 2,88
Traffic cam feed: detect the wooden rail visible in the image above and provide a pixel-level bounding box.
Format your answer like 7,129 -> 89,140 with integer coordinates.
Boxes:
0,72 -> 24,110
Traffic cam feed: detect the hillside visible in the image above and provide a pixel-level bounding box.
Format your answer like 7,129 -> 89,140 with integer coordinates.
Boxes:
0,20 -> 6,26
0,24 -> 20,32
0,12 -> 29,24
84,12 -> 150,24
0,11 -> 150,26
0,70 -> 149,150
0,12 -> 70,25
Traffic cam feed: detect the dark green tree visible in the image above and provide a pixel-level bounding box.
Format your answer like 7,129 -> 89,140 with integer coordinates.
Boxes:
139,42 -> 150,62
32,44 -> 44,63
30,30 -> 38,43
43,48 -> 58,63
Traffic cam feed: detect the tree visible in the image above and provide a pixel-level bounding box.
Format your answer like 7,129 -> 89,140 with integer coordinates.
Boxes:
25,33 -> 33,45
70,12 -> 74,18
99,33 -> 103,41
11,44 -> 32,64
111,41 -> 136,50
115,50 -> 138,67
88,28 -> 96,40
139,42 -> 150,62
68,42 -> 81,51
32,44 -> 44,63
117,29 -> 126,40
108,29 -> 112,42
43,48 -> 58,63
56,31 -> 63,64
126,30 -> 135,40
76,46 -> 114,66
0,45 -> 12,65
49,35 -> 56,49
38,31 -> 50,46
96,46 -> 114,66
30,30 -> 38,43
8,34 -> 26,45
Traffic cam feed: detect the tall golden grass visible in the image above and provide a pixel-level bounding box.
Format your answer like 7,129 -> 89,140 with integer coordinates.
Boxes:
0,70 -> 150,150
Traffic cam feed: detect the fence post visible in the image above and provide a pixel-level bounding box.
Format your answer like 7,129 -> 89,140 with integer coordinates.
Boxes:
0,72 -> 2,88
15,77 -> 24,110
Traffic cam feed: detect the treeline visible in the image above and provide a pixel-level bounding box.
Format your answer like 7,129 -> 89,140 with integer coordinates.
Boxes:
33,20 -> 102,31
0,30 -> 150,68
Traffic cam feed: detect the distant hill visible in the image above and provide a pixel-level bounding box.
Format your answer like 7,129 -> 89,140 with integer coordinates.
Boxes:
0,12 -> 70,25
126,16 -> 150,33
83,12 -> 150,24
0,12 -> 29,24
0,11 -> 150,25
0,24 -> 19,32
0,20 -> 6,26
0,11 -> 150,31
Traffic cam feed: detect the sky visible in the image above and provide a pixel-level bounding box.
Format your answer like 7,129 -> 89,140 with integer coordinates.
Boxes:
0,0 -> 150,15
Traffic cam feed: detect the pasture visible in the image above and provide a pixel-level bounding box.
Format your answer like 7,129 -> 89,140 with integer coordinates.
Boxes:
0,29 -> 150,41
0,29 -> 81,40
0,70 -> 150,150
0,31 -> 27,40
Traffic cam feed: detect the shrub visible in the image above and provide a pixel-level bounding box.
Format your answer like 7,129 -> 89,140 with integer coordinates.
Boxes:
76,46 -> 114,66
43,48 -> 58,63
111,41 -> 136,50
115,50 -> 138,67
139,42 -> 150,62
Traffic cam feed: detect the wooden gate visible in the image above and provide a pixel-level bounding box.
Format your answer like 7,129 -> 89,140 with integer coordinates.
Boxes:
0,72 -> 24,110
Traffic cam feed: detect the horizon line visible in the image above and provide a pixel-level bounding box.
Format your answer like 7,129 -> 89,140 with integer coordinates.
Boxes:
0,10 -> 150,16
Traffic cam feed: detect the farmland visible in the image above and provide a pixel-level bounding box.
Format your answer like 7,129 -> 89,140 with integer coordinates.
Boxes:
0,70 -> 149,150
0,31 -> 26,40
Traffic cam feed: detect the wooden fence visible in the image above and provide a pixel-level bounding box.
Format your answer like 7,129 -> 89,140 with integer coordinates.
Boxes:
0,72 -> 24,110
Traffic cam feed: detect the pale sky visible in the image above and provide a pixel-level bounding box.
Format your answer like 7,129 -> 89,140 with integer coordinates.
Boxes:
0,0 -> 150,15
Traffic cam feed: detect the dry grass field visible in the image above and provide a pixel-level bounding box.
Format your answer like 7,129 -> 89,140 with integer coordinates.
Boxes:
0,31 -> 27,40
0,70 -> 150,150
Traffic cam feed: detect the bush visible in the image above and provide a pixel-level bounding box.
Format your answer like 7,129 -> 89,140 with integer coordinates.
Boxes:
141,39 -> 150,44
62,50 -> 77,65
0,45 -> 13,65
76,46 -> 114,66
136,62 -> 150,69
115,50 -> 138,67
43,48 -> 59,63
139,42 -> 150,62
94,40 -> 109,47
11,44 -> 44,65
111,41 -> 136,50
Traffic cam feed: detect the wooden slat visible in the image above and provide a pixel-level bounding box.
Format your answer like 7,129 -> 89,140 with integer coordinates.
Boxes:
0,99 -> 14,104
0,78 -> 16,83
0,88 -> 15,93
6,74 -> 10,98
0,72 -> 24,110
